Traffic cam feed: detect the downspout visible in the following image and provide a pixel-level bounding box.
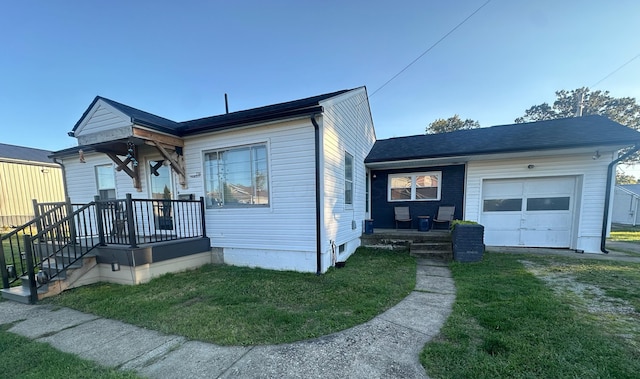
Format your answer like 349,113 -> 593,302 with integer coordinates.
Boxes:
311,115 -> 323,275
53,157 -> 70,200
601,145 -> 640,253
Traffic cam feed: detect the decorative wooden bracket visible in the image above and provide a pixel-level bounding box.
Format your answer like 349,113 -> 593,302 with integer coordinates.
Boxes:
106,152 -> 142,192
148,140 -> 187,189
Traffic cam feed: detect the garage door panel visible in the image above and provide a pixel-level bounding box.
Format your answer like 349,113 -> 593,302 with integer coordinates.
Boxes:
482,213 -> 521,230
481,176 -> 575,249
520,230 -> 571,247
485,230 -> 521,246
524,213 -> 572,229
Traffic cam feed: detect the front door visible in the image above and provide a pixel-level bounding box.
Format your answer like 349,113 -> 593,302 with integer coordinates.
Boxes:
148,160 -> 173,230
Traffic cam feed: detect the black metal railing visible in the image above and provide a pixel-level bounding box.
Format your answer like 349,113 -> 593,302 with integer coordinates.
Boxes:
2,194 -> 206,301
95,194 -> 206,247
0,201 -> 100,291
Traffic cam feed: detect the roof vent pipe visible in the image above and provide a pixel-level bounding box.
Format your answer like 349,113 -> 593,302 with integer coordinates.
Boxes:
224,93 -> 229,114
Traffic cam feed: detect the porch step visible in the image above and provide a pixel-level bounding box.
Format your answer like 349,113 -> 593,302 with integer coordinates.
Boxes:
1,286 -> 33,304
410,242 -> 453,262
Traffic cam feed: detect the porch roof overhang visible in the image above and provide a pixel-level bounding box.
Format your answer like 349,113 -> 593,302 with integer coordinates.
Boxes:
52,126 -> 187,191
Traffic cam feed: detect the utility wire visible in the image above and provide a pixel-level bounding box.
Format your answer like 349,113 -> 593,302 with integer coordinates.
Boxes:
368,0 -> 492,99
590,51 -> 640,89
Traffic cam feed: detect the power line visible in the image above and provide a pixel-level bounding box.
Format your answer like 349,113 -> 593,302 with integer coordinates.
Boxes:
591,51 -> 640,89
368,0 -> 492,99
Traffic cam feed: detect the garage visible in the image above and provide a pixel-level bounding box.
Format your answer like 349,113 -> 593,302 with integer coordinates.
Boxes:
481,176 -> 577,248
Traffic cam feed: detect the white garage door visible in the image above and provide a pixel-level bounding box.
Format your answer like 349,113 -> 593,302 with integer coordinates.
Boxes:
481,176 -> 576,247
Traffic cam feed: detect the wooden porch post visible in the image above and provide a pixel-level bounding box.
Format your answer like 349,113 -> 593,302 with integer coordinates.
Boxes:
94,196 -> 106,246
125,194 -> 138,248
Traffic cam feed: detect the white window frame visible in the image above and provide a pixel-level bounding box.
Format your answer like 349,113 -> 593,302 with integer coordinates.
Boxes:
345,151 -> 354,207
95,164 -> 116,200
387,171 -> 441,202
203,142 -> 270,209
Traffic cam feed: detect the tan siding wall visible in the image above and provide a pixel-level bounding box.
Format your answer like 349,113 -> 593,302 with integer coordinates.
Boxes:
0,161 -> 65,228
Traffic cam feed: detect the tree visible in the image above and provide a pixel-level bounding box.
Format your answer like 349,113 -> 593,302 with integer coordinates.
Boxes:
515,87 -> 640,130
426,115 -> 480,134
616,172 -> 638,185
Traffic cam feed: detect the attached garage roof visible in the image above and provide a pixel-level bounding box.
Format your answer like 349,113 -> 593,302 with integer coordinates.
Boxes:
366,115 -> 640,163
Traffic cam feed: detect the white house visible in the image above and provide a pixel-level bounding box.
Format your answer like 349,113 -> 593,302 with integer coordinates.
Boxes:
612,184 -> 640,225
365,116 -> 640,254
52,87 -> 375,274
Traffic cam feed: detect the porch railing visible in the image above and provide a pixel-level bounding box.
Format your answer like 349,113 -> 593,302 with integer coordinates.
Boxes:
95,194 -> 206,248
0,201 -> 101,292
2,194 -> 206,300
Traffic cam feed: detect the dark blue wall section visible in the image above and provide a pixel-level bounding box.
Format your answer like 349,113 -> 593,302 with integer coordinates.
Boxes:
370,164 -> 465,229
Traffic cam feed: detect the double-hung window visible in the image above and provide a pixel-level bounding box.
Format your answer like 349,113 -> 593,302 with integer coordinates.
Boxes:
388,172 -> 441,201
204,144 -> 269,208
95,164 -> 116,200
345,152 -> 354,206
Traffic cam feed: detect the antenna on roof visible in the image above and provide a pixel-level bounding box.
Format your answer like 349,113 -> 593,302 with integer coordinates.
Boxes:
224,93 -> 229,114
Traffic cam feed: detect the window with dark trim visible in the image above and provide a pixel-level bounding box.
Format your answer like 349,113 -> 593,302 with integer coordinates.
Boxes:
204,144 -> 269,208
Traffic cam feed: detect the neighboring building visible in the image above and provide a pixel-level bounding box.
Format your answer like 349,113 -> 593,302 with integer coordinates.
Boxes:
365,116 -> 640,254
0,143 -> 65,229
51,87 -> 375,273
612,184 -> 640,225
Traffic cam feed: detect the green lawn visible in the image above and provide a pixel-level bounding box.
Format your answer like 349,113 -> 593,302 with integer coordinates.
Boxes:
45,247 -> 416,345
0,325 -> 139,378
609,223 -> 640,243
421,252 -> 640,379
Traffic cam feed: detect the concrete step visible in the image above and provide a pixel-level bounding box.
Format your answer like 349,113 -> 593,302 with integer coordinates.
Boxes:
410,242 -> 452,262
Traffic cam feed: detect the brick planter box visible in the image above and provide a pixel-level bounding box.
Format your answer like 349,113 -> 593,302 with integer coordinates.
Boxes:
451,224 -> 484,262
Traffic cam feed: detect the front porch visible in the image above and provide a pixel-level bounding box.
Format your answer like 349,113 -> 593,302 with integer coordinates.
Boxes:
361,228 -> 452,261
1,195 -> 211,303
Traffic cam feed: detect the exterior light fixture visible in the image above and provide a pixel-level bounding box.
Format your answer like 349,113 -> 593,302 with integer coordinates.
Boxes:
527,164 -> 535,169
111,262 -> 120,271
592,151 -> 601,160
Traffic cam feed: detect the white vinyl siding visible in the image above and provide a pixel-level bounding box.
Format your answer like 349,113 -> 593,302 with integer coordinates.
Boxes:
320,88 -> 376,266
465,151 -> 614,253
73,101 -> 132,138
182,119 -> 318,264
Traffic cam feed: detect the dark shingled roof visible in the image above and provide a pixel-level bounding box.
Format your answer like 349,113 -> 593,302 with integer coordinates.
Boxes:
0,143 -> 55,164
71,89 -> 354,137
366,115 -> 640,163
180,89 -> 351,135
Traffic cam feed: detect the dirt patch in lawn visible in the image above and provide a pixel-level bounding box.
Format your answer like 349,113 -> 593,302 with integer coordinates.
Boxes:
521,260 -> 640,348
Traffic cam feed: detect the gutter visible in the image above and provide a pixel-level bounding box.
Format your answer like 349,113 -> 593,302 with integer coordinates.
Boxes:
601,145 -> 640,253
310,115 -> 323,275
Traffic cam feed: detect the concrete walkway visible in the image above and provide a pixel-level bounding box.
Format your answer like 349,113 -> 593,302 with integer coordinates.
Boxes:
0,258 -> 455,379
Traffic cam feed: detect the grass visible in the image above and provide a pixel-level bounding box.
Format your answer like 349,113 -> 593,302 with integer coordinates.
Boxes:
421,252 -> 640,379
45,247 -> 415,345
0,325 -> 139,378
609,223 -> 640,244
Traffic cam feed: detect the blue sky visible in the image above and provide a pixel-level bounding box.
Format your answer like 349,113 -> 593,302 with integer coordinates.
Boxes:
2,0 -> 640,152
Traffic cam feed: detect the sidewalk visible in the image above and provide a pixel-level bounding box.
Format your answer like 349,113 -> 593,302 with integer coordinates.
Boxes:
0,258 -> 456,379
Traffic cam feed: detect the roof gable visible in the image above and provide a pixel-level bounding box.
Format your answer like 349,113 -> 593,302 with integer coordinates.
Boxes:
70,89 -> 356,139
0,143 -> 54,164
71,96 -> 181,137
366,116 -> 640,163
